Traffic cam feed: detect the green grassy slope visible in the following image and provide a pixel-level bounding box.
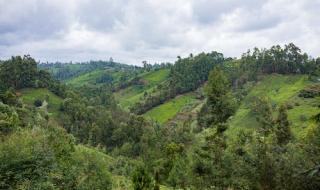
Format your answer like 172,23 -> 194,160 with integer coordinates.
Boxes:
115,69 -> 170,108
20,88 -> 63,117
143,93 -> 197,124
66,69 -> 124,87
227,74 -> 319,138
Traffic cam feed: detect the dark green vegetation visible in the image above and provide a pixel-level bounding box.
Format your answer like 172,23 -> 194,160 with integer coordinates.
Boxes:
1,43 -> 320,189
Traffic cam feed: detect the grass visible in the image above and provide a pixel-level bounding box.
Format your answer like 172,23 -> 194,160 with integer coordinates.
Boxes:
19,88 -> 63,117
66,69 -> 124,87
140,69 -> 170,85
143,93 -> 196,124
227,74 -> 318,138
66,70 -> 105,86
115,69 -> 170,109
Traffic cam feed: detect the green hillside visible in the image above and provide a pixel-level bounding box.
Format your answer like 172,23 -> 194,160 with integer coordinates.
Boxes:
115,68 -> 169,108
66,69 -> 123,87
143,93 -> 197,124
227,74 -> 319,137
20,88 -> 63,117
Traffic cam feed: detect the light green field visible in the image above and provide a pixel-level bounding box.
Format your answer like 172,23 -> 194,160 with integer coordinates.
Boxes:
66,69 -> 123,87
20,88 -> 63,117
66,70 -> 105,86
115,69 -> 170,108
140,69 -> 170,85
143,94 -> 196,124
227,74 -> 318,138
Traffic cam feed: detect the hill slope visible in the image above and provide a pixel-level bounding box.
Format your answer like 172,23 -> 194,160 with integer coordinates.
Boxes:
227,74 -> 319,138
114,68 -> 170,109
20,88 -> 63,118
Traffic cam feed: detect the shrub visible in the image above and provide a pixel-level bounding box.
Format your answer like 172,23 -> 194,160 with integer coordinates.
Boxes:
286,103 -> 294,110
300,115 -> 308,122
299,84 -> 320,98
34,99 -> 42,107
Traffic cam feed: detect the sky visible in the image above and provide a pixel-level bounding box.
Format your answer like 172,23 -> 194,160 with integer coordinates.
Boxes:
0,0 -> 319,65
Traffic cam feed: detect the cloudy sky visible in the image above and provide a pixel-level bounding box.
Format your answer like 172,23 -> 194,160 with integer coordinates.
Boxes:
0,0 -> 319,65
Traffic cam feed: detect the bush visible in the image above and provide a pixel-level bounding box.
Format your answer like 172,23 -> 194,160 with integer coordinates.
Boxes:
299,84 -> 320,98
300,115 -> 308,122
286,103 -> 294,110
34,99 -> 42,107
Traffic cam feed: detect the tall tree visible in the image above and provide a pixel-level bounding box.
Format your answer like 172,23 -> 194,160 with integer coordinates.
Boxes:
198,67 -> 235,128
275,104 -> 292,145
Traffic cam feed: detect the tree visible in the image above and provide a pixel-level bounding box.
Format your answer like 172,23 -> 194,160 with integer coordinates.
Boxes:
132,165 -> 153,190
252,97 -> 274,136
275,104 -> 292,145
191,127 -> 230,189
198,67 -> 235,128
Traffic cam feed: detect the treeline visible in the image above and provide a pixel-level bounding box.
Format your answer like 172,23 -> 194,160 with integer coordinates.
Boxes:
131,51 -> 225,114
228,43 -> 320,88
0,55 -> 66,97
131,43 -> 320,115
39,60 -> 141,81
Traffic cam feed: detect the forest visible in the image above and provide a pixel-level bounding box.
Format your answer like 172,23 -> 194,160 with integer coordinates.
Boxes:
0,43 -> 320,190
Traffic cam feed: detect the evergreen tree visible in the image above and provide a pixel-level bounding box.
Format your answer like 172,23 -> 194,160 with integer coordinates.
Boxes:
191,127 -> 229,189
198,67 -> 235,128
275,104 -> 292,145
252,97 -> 274,136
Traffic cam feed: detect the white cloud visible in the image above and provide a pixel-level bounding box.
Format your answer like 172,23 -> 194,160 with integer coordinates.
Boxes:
0,0 -> 319,65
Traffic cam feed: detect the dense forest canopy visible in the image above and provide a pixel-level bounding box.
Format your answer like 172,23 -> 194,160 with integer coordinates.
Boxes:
0,43 -> 320,189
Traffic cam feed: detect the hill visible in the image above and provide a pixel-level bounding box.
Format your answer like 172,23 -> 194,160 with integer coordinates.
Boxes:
66,69 -> 125,87
114,68 -> 170,109
227,74 -> 319,138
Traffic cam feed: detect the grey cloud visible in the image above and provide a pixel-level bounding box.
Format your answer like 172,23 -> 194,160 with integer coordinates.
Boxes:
0,0 -> 319,64
75,0 -> 126,32
0,0 -> 71,45
192,0 -> 266,25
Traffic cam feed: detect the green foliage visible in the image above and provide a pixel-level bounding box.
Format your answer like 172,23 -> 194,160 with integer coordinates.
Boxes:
21,88 -> 63,118
34,99 -> 42,107
0,128 -> 112,190
0,55 -> 37,89
191,127 -> 230,189
0,56 -> 66,97
0,103 -> 20,135
131,52 -> 224,114
144,94 -> 196,124
115,69 -> 169,109
275,104 -> 292,145
227,75 -> 317,137
73,146 -> 112,190
299,84 -> 320,98
132,165 -> 154,190
251,97 -> 274,135
1,45 -> 319,190
198,67 -> 236,128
